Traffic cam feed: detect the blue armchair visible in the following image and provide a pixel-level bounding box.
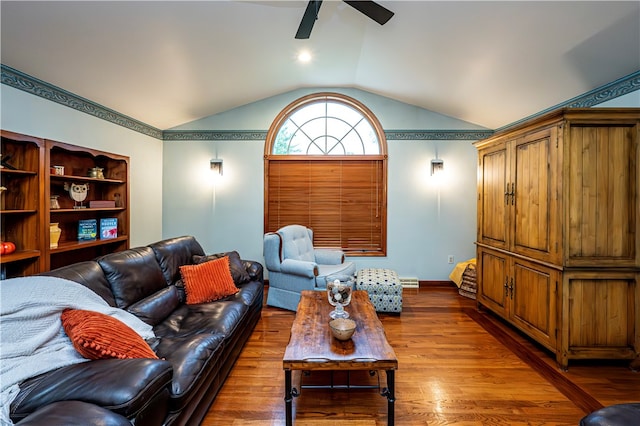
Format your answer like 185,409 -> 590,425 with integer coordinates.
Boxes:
264,224 -> 356,311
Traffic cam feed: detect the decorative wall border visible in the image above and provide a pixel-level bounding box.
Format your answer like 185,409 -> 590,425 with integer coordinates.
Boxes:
385,130 -> 494,140
162,129 -> 495,141
495,70 -> 640,132
1,64 -> 163,139
2,64 -> 638,141
162,130 -> 268,141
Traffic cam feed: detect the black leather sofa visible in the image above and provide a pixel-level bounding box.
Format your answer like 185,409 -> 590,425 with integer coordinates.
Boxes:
580,403 -> 640,426
9,235 -> 264,426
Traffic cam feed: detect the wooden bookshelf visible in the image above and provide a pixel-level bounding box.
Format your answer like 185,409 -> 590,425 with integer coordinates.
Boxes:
0,130 -> 130,278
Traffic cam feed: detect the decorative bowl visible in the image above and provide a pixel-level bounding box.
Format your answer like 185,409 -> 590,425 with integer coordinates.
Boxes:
329,318 -> 356,341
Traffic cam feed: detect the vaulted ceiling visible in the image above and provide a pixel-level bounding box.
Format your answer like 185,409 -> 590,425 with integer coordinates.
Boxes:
1,1 -> 639,131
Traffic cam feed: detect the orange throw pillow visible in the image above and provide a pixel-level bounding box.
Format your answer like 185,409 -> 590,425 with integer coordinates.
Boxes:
61,309 -> 158,360
179,256 -> 238,304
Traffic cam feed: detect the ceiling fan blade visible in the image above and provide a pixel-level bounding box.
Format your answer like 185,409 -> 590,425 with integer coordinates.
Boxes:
295,0 -> 323,39
343,1 -> 394,25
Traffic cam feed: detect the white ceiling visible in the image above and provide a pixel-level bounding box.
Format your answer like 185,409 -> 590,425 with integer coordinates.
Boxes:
1,1 -> 639,131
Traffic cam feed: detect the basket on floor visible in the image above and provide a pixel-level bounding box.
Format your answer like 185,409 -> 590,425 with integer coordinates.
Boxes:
458,264 -> 477,300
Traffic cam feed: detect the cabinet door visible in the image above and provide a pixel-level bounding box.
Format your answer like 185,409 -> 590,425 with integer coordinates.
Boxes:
565,121 -> 638,267
512,126 -> 560,263
477,142 -> 510,250
477,247 -> 509,317
510,257 -> 558,351
560,271 -> 638,368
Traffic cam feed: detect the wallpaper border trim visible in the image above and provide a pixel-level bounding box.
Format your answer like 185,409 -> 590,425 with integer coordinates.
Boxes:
495,70 -> 640,132
161,129 -> 496,141
2,64 -> 639,141
1,64 -> 164,139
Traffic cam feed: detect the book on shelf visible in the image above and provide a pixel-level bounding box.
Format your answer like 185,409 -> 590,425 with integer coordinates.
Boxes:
100,218 -> 118,239
78,219 -> 97,241
89,200 -> 116,208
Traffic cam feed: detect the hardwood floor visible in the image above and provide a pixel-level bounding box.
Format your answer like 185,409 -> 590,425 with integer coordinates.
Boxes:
201,285 -> 640,425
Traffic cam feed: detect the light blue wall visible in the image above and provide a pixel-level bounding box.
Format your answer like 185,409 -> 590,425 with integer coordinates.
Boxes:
598,90 -> 640,107
170,87 -> 486,131
0,86 -> 164,247
3,80 -> 637,281
164,88 -> 483,280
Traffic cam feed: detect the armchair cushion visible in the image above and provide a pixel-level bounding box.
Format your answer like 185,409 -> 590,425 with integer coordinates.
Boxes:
314,249 -> 345,265
279,225 -> 315,262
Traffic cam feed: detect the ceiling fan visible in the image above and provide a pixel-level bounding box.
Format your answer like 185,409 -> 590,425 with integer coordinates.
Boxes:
295,0 -> 394,39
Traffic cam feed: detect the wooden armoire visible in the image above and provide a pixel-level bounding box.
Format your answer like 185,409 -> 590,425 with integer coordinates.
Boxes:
474,108 -> 639,370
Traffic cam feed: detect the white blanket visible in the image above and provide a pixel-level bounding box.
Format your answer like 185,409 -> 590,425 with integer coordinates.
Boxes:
0,276 -> 155,426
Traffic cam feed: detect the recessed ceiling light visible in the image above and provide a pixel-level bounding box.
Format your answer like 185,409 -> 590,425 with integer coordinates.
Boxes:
297,50 -> 312,63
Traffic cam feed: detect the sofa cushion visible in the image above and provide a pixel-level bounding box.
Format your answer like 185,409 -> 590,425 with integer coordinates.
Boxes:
154,300 -> 247,338
97,247 -> 167,309
127,285 -> 181,326
180,257 -> 238,304
232,280 -> 264,307
40,261 -> 117,307
193,251 -> 251,285
61,309 -> 158,360
149,236 -> 205,286
154,333 -> 225,411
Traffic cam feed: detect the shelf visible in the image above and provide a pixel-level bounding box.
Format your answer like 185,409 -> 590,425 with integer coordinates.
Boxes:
0,249 -> 41,264
0,209 -> 37,215
50,174 -> 125,184
0,168 -> 37,176
50,207 -> 126,214
49,236 -> 128,254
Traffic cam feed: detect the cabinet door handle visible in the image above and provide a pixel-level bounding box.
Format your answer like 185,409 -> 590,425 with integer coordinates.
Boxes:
509,277 -> 514,299
510,182 -> 515,205
505,183 -> 510,205
504,277 -> 509,297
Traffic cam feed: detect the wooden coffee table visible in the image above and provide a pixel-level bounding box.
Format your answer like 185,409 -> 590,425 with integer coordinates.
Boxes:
283,290 -> 398,425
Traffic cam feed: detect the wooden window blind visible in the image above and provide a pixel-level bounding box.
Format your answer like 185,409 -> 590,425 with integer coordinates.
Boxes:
265,156 -> 386,255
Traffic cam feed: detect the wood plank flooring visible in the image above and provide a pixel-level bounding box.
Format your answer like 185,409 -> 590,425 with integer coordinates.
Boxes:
201,284 -> 640,425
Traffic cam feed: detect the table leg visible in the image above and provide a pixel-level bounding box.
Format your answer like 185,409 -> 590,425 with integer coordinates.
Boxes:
384,369 -> 395,426
285,369 -> 293,426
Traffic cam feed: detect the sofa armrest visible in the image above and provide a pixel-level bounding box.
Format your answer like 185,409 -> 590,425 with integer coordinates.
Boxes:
16,401 -> 131,426
11,359 -> 172,421
280,259 -> 318,278
243,260 -> 263,283
314,249 -> 345,265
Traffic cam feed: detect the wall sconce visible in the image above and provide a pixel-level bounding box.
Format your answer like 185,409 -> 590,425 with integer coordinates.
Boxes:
431,158 -> 444,176
210,159 -> 223,176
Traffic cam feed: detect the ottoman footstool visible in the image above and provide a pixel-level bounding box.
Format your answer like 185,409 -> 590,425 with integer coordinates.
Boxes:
356,268 -> 403,313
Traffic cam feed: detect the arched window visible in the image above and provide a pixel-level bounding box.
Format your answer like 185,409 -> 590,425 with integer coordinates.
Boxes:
264,92 -> 387,256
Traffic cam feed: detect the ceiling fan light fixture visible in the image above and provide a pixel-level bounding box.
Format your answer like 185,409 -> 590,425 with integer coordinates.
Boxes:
297,50 -> 312,63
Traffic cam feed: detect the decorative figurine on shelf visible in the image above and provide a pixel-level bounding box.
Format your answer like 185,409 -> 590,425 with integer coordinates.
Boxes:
64,182 -> 89,209
88,167 -> 104,179
0,186 -> 6,210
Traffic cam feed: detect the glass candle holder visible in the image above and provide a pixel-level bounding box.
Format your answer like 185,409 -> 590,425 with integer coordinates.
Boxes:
326,278 -> 353,319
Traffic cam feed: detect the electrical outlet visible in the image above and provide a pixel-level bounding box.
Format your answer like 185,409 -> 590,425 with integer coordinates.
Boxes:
447,255 -> 454,264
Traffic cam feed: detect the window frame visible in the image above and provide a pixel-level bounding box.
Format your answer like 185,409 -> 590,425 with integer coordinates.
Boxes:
264,92 -> 388,256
